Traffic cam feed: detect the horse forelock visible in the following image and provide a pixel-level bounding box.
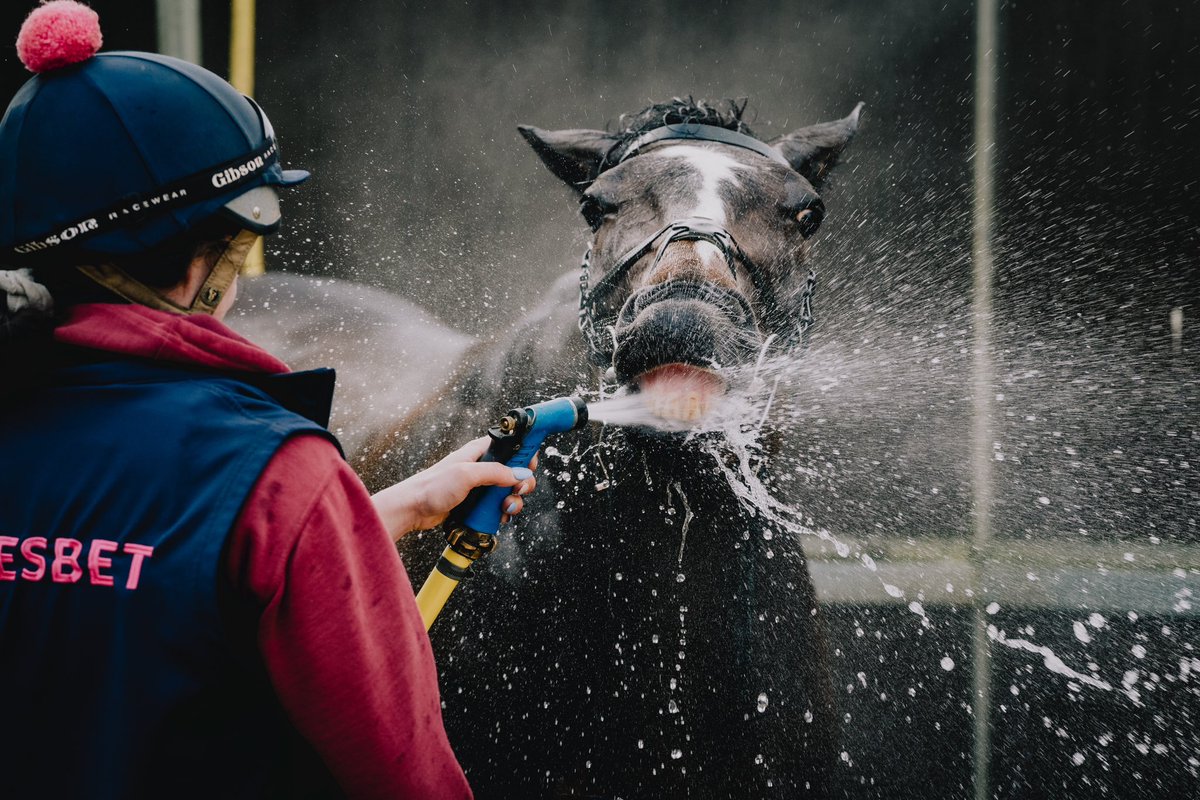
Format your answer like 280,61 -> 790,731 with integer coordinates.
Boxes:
604,97 -> 756,168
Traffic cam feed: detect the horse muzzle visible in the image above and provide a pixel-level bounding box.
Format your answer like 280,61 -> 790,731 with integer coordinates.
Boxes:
610,279 -> 762,385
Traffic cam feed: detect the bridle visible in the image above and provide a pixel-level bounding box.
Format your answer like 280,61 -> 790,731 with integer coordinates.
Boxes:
576,123 -> 817,367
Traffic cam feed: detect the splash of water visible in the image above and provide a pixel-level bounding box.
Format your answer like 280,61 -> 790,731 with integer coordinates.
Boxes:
579,344 -> 1131,698
583,350 -> 858,559
987,625 -> 1115,694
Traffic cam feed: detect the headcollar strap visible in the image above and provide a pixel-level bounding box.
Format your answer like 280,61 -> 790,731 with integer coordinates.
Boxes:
615,123 -> 791,168
76,229 -> 260,316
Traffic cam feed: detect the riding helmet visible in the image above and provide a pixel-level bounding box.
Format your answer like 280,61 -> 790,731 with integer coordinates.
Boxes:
0,0 -> 309,266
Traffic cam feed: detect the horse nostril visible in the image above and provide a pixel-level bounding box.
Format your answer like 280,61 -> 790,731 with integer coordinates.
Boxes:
620,279 -> 755,329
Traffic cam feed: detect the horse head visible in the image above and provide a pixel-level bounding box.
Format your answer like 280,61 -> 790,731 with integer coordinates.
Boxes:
520,98 -> 862,421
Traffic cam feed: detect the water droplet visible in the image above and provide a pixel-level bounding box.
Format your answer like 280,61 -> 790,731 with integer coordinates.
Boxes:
676,573 -> 686,583
668,699 -> 679,714
756,692 -> 769,712
754,753 -> 764,765
670,748 -> 683,760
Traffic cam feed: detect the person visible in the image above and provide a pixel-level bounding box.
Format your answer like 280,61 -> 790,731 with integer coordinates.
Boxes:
0,3 -> 531,797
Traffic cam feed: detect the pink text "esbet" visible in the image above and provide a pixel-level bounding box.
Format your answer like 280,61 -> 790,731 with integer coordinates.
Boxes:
0,536 -> 154,590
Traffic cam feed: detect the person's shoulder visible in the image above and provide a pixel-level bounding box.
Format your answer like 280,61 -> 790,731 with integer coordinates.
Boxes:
262,432 -> 347,480
227,432 -> 377,595
247,433 -> 365,528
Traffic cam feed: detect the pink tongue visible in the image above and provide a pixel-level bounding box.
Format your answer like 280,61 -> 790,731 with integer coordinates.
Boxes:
637,364 -> 726,422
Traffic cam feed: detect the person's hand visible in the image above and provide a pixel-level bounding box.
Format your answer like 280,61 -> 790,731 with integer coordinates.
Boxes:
371,437 -> 539,541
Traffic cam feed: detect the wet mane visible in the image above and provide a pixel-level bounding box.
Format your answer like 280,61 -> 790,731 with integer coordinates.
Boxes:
608,97 -> 756,161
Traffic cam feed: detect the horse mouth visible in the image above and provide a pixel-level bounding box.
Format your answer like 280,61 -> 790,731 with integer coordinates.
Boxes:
611,280 -> 760,422
635,364 -> 727,423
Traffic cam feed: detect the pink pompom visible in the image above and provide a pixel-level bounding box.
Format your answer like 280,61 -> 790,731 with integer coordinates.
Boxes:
16,1 -> 103,74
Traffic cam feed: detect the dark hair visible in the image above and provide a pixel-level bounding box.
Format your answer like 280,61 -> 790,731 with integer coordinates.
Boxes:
35,215 -> 240,307
1,215 -> 241,370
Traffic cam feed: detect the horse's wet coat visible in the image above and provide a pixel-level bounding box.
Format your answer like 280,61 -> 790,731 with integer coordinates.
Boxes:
229,273 -> 473,456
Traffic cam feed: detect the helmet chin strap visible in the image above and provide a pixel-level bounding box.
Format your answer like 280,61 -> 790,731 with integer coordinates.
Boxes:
76,229 -> 259,316
188,229 -> 257,314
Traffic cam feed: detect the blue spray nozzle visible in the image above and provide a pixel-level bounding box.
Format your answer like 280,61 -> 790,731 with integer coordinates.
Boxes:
453,396 -> 589,536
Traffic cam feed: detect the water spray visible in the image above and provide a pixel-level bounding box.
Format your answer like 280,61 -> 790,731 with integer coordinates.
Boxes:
415,395 -> 589,629
415,375 -> 741,629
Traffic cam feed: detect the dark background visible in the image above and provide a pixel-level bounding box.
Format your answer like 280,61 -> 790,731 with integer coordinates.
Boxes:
3,1 -> 1197,796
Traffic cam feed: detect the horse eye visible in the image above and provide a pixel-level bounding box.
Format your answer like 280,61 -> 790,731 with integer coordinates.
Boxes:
795,200 -> 826,238
579,196 -> 614,232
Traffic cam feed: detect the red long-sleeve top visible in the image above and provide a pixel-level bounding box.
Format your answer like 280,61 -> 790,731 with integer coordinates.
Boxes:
54,303 -> 472,800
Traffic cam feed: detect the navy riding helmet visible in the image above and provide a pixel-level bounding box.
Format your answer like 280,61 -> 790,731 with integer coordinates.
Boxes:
0,46 -> 308,266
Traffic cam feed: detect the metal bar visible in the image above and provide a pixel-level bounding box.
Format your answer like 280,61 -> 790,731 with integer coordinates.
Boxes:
970,0 -> 1000,797
228,0 -> 256,96
229,0 -> 266,275
155,0 -> 202,63
806,535 -> 1200,573
1171,306 -> 1183,355
809,559 -> 1200,615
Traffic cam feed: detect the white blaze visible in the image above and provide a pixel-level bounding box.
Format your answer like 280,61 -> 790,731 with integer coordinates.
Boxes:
653,145 -> 745,226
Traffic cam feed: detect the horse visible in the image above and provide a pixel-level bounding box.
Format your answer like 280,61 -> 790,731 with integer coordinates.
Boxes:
344,98 -> 864,799
230,271 -> 473,459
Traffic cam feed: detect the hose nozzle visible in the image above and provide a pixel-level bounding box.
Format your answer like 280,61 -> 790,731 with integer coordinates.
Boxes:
416,395 -> 590,630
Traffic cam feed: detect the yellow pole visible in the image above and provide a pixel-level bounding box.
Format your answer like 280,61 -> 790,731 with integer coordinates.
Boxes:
229,0 -> 265,276
415,547 -> 475,630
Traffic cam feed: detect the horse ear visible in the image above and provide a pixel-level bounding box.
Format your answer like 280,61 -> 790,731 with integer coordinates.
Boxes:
771,102 -> 864,189
518,125 -> 621,193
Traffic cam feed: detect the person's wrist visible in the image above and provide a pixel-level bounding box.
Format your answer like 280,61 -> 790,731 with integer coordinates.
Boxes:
371,481 -> 421,542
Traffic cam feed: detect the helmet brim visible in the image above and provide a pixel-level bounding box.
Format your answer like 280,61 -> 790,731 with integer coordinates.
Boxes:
222,185 -> 283,234
278,168 -> 311,186
221,170 -> 309,234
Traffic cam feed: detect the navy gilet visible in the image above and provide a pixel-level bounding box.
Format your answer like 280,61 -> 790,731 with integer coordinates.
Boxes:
0,354 -> 343,799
